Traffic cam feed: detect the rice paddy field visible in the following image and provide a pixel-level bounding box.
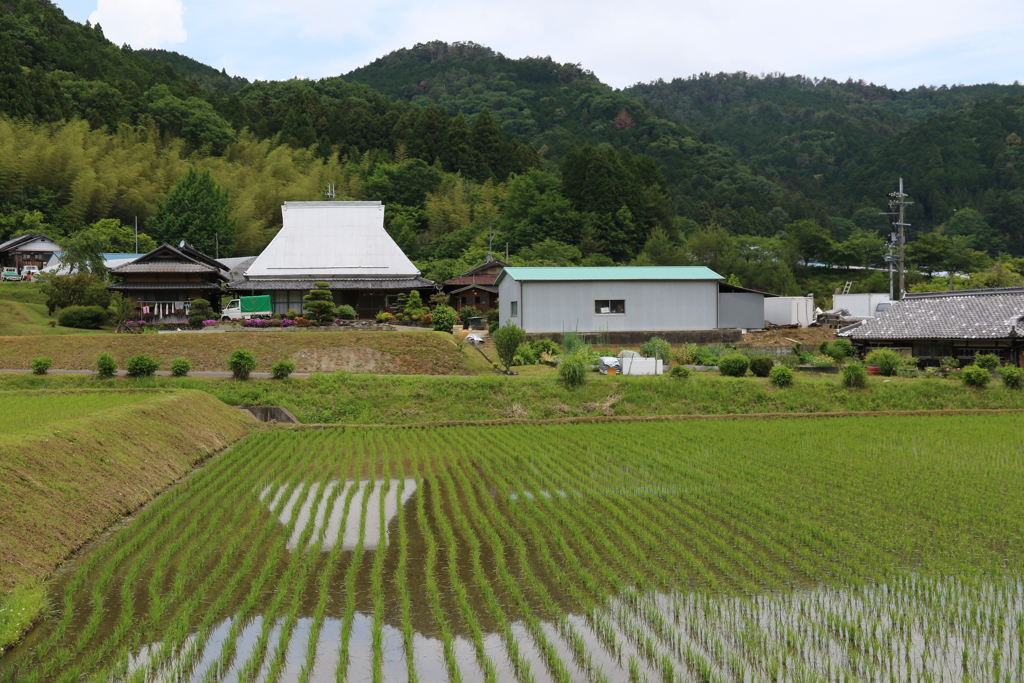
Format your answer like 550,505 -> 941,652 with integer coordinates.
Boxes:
0,390 -> 163,434
4,414 -> 1024,682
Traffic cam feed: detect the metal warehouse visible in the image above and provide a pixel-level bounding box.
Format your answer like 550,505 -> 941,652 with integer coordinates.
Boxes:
495,266 -> 768,334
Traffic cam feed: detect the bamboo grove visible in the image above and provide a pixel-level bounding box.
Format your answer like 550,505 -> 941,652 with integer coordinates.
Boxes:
4,414 -> 1024,681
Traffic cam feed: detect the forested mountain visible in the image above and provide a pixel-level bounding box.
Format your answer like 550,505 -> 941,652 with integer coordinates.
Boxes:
2,1 -> 1024,297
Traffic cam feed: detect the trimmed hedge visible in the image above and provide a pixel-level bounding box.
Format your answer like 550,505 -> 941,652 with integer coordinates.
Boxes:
749,356 -> 775,378
769,364 -> 794,388
126,354 -> 158,377
718,354 -> 750,377
58,305 -> 106,329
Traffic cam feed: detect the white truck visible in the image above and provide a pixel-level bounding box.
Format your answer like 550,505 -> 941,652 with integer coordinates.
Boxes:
221,295 -> 274,321
20,266 -> 39,280
1,267 -> 22,281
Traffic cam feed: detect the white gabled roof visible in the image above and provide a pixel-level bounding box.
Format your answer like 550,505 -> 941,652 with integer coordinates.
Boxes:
244,201 -> 419,279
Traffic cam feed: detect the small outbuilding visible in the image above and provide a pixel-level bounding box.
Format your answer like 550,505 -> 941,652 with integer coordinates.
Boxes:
838,287 -> 1024,366
443,259 -> 508,313
107,242 -> 227,322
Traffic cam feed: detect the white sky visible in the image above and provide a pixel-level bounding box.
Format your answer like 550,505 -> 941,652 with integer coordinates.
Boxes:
55,0 -> 1024,89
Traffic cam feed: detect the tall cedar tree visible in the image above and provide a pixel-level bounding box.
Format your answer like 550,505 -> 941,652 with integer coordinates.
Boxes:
406,104 -> 448,164
440,112 -> 474,174
147,168 -> 236,257
0,34 -> 33,118
470,108 -> 511,181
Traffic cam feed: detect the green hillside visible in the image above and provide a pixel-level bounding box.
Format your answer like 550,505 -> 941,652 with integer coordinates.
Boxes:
3,4 -> 1024,294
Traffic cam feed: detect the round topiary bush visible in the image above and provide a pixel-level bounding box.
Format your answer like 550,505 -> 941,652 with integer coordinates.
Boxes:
669,364 -> 691,379
1001,365 -> 1024,389
96,352 -> 117,378
974,352 -> 1000,371
718,354 -> 750,377
229,349 -> 257,380
769,364 -> 794,388
842,362 -> 868,388
31,357 -> 52,375
58,305 -> 107,329
271,359 -> 296,379
431,305 -> 458,333
749,356 -> 775,378
962,364 -> 991,388
126,354 -> 159,377
558,352 -> 587,389
865,349 -> 903,377
169,357 -> 191,377
335,304 -> 357,320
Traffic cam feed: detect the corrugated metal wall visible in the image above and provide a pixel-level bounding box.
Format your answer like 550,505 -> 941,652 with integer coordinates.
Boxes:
500,279 -> 719,333
718,292 -> 765,329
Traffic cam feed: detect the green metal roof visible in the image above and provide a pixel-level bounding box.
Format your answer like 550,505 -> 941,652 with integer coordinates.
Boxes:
495,266 -> 723,285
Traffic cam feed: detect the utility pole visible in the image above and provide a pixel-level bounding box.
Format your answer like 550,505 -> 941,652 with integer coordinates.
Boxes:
880,178 -> 913,298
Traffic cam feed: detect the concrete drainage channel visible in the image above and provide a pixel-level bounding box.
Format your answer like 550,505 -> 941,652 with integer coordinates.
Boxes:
238,406 -> 300,423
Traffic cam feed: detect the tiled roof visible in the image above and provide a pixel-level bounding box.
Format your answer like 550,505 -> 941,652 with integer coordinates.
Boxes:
226,276 -> 435,291
840,288 -> 1024,340
108,281 -> 224,290
444,273 -> 500,286
110,262 -> 221,274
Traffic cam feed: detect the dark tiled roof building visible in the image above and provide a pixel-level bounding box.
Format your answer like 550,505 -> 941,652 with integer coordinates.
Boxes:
839,288 -> 1024,366
107,242 -> 227,322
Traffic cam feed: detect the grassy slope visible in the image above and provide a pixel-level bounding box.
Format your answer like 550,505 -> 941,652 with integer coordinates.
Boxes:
0,390 -> 253,649
3,371 -> 1023,424
0,284 -> 113,336
0,329 -> 488,375
0,390 -> 158,433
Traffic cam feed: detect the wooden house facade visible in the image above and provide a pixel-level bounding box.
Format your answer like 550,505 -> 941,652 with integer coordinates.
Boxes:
0,233 -> 61,274
107,243 -> 227,322
443,260 -> 508,313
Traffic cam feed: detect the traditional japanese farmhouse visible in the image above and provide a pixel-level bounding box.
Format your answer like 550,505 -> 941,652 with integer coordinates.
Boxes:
226,201 -> 433,317
107,242 -> 227,322
838,287 -> 1024,367
443,259 -> 508,313
0,232 -> 61,275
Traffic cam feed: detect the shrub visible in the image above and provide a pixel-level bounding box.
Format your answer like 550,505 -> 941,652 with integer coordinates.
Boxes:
431,305 -> 458,333
188,299 -> 213,327
962,364 -> 991,388
696,348 -> 720,366
1001,365 -> 1024,389
459,306 -> 481,326
865,349 -> 903,377
749,356 -> 775,378
375,311 -> 395,323
493,324 -> 526,372
403,290 -> 424,319
718,354 -> 750,377
558,352 -> 587,389
228,349 -> 257,380
126,354 -> 158,377
58,305 -> 106,329
336,304 -> 357,320
640,337 -> 672,361
487,320 -> 498,334
974,352 -> 1000,371
31,357 -> 52,375
769,364 -> 794,388
271,359 -> 296,379
96,353 -> 117,378
669,364 -> 691,379
940,356 -> 960,374
826,339 -> 855,361
817,341 -> 830,355
485,308 -> 499,325
169,357 -> 191,377
513,343 -> 539,366
842,363 -> 868,388
285,308 -> 300,320
675,343 -> 700,365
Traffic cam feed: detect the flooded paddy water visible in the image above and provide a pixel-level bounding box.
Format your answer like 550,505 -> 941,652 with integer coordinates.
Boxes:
5,414 -> 1024,681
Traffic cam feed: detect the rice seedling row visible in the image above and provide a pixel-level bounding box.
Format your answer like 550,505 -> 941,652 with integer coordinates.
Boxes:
6,414 -> 1024,681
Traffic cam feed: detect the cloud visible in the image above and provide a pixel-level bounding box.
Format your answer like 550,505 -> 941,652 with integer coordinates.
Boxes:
88,0 -> 187,49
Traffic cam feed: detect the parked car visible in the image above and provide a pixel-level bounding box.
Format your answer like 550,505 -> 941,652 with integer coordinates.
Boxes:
20,266 -> 40,281
1,267 -> 22,281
